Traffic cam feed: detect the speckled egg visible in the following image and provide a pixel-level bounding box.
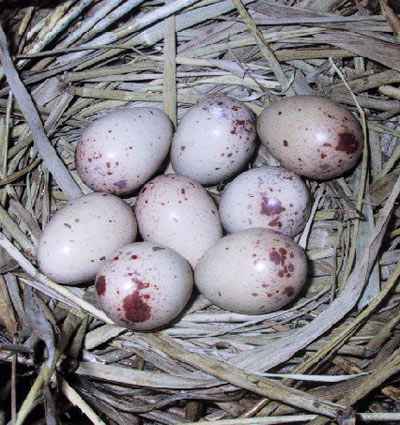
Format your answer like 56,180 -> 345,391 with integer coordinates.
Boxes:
194,228 -> 307,314
135,174 -> 223,267
95,242 -> 193,331
257,96 -> 363,180
76,108 -> 173,195
171,94 -> 257,185
219,166 -> 311,237
37,193 -> 137,284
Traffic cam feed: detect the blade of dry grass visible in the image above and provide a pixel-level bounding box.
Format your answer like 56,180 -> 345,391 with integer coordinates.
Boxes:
20,0 -> 95,68
61,378 -> 108,425
310,346 -> 400,425
233,0 -> 294,95
142,334 -> 345,419
75,362 -> 216,389
316,31 -> 400,72
0,24 -> 82,200
186,412 -> 400,425
163,0 -> 177,126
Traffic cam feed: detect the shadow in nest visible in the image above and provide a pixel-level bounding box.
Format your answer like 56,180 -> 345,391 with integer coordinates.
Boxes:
358,0 -> 400,13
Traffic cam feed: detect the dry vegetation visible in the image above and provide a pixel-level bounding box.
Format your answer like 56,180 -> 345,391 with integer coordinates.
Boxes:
0,0 -> 400,424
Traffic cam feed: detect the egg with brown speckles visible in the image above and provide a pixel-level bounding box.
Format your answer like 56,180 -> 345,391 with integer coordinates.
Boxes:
171,94 -> 257,185
76,108 -> 173,195
219,166 -> 311,237
194,228 -> 307,314
257,96 -> 363,180
95,242 -> 193,331
37,193 -> 137,285
135,174 -> 223,267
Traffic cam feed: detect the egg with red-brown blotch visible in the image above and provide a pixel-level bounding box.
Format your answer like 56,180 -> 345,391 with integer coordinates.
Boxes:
257,96 -> 363,180
171,94 -> 257,185
219,166 -> 311,237
76,108 -> 173,195
194,228 -> 307,314
37,193 -> 137,285
135,174 -> 222,267
95,242 -> 193,330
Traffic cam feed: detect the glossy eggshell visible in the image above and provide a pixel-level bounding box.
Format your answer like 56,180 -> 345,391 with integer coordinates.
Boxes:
219,166 -> 311,237
135,174 -> 223,267
171,95 -> 257,185
194,228 -> 307,314
257,96 -> 363,180
37,193 -> 137,284
76,108 -> 173,195
95,242 -> 193,331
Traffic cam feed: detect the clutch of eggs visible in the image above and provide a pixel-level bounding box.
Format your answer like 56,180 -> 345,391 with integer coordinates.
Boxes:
36,95 -> 364,329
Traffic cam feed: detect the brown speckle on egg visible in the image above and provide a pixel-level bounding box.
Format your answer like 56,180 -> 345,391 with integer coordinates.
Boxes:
257,96 -> 363,180
122,282 -> 152,323
283,286 -> 295,297
219,166 -> 310,237
260,196 -> 285,216
336,132 -> 360,154
171,94 -> 257,185
96,275 -> 107,296
96,242 -> 193,331
75,108 -> 173,195
194,229 -> 307,315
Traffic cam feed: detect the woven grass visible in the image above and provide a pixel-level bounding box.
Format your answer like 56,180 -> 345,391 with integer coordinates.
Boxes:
0,1 -> 400,424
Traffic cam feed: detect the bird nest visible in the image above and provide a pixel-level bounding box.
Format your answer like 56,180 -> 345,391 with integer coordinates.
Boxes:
0,1 -> 400,424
